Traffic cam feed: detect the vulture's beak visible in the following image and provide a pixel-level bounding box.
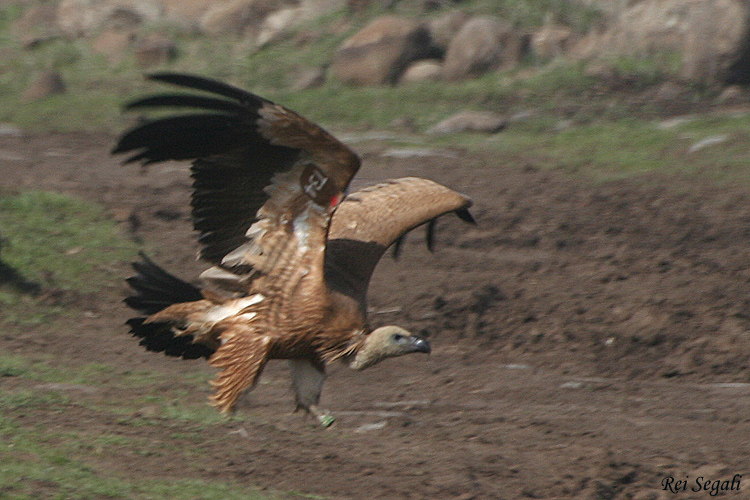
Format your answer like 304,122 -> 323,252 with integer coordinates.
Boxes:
410,336 -> 431,354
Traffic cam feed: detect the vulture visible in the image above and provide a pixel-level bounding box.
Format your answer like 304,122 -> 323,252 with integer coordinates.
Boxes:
113,73 -> 474,426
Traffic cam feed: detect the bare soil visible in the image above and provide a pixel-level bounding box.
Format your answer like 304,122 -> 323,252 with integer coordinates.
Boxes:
2,131 -> 750,499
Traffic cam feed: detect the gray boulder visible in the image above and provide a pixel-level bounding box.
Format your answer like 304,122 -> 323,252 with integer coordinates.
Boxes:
427,111 -> 507,135
427,10 -> 469,52
22,71 -> 66,102
57,0 -> 162,37
133,33 -> 177,67
574,0 -> 750,84
399,59 -> 443,83
331,15 -> 436,86
11,3 -> 59,47
442,16 -> 524,81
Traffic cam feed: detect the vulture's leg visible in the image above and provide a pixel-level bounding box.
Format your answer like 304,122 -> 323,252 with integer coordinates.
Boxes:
289,359 -> 334,427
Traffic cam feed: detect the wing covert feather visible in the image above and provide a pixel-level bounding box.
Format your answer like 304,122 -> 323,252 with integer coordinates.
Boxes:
209,326 -> 272,414
325,177 -> 473,304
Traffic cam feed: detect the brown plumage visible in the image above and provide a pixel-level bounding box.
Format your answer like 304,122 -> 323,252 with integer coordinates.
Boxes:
114,73 -> 474,426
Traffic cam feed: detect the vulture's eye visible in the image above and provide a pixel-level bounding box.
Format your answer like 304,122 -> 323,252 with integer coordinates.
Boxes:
392,333 -> 405,342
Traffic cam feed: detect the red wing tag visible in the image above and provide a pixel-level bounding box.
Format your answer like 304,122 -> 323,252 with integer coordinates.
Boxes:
300,164 -> 337,207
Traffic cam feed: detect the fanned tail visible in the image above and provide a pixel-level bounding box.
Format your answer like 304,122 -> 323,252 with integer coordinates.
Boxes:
124,252 -> 213,359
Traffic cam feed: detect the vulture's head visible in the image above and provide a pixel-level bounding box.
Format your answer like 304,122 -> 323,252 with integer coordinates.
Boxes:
349,326 -> 431,371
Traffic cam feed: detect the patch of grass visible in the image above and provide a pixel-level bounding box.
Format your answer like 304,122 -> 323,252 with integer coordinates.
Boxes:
0,406 -> 279,500
0,449 -> 277,500
426,109 -> 750,182
0,352 -> 208,391
605,52 -> 684,88
0,389 -> 70,410
0,351 -> 229,430
0,354 -> 28,377
0,290 -> 66,326
0,190 -> 136,293
490,118 -> 680,176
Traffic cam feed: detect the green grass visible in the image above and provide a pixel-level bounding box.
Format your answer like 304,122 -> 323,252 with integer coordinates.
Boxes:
421,110 -> 750,182
0,190 -> 136,291
0,356 -> 281,499
0,190 -> 136,330
0,351 -> 279,499
0,420 -> 277,500
0,0 -> 613,134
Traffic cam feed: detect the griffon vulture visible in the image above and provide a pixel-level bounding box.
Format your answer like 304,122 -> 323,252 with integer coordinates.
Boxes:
113,73 -> 474,426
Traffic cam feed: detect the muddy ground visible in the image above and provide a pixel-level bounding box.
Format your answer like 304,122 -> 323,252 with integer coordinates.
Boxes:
2,130 -> 750,499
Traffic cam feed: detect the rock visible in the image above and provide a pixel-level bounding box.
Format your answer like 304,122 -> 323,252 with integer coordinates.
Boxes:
531,18 -> 574,60
133,34 -> 177,67
57,0 -> 163,38
681,1 -> 747,83
688,135 -> 730,154
91,30 -> 134,62
442,16 -> 524,81
655,117 -> 695,130
399,59 -> 442,83
22,71 -> 66,102
0,124 -> 23,137
381,148 -> 458,159
653,81 -> 686,102
36,383 -> 98,394
159,0 -> 217,26
331,15 -> 436,86
574,0 -> 750,85
256,7 -> 300,47
256,0 -> 347,48
11,3 -> 59,48
427,111 -> 507,134
354,421 -> 387,433
199,0 -> 291,37
717,85 -> 745,103
289,66 -> 327,90
427,10 -> 469,52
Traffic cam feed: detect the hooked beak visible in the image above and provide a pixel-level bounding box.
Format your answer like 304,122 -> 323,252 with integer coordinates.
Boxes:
410,336 -> 431,354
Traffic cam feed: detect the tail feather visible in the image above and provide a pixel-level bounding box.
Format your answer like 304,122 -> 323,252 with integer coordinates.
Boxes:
125,252 -> 204,315
125,252 -> 213,359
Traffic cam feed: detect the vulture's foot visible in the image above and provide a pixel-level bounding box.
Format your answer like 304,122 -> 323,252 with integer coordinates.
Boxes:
309,404 -> 335,428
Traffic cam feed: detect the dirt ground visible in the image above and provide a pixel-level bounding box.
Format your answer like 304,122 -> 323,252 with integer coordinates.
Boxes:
3,129 -> 750,500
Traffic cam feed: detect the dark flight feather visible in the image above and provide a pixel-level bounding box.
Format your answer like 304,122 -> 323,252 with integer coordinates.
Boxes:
124,253 -> 212,360
124,94 -> 248,114
146,72 -> 269,104
125,252 -> 203,315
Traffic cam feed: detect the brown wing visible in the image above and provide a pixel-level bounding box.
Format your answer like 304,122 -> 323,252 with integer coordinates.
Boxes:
208,323 -> 272,414
113,73 -> 360,282
325,177 -> 474,305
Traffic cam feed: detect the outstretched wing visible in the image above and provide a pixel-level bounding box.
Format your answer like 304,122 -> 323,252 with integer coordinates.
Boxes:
325,177 -> 474,305
113,73 -> 360,283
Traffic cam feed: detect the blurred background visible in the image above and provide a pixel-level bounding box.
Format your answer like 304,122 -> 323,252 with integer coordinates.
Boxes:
2,0 -> 749,133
